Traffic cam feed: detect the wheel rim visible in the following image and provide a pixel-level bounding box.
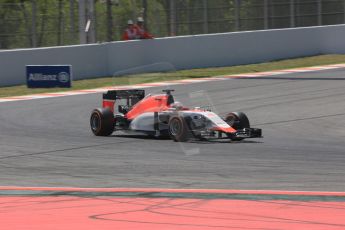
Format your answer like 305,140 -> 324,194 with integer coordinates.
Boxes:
91,113 -> 100,132
170,119 -> 181,135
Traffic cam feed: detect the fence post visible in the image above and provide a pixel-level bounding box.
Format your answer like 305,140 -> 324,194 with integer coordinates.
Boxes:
235,0 -> 240,31
31,0 -> 37,47
79,0 -> 87,44
170,0 -> 176,36
70,0 -> 75,43
130,0 -> 137,22
203,0 -> 208,34
317,0 -> 322,25
290,0 -> 295,27
106,0 -> 113,41
142,0 -> 148,29
343,0 -> 345,24
264,0 -> 269,29
87,0 -> 96,43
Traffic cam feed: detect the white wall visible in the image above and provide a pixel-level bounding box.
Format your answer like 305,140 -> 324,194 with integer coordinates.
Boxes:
106,26 -> 323,76
1,24 -> 345,86
0,43 -> 108,86
318,25 -> 345,53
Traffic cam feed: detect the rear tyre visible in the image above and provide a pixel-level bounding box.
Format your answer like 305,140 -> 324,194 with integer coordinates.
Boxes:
225,112 -> 250,141
168,116 -> 191,142
90,108 -> 114,136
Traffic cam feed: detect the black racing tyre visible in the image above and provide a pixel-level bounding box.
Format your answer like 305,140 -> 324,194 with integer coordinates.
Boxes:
90,108 -> 115,136
225,112 -> 250,141
168,116 -> 191,142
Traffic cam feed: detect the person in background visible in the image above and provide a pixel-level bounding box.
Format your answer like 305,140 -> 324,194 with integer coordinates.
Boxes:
122,20 -> 139,40
136,17 -> 154,39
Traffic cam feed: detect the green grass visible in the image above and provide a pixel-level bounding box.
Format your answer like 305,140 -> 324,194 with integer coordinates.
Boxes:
1,54 -> 345,98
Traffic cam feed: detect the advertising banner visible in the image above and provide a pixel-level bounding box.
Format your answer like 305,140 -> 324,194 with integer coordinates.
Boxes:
26,65 -> 72,88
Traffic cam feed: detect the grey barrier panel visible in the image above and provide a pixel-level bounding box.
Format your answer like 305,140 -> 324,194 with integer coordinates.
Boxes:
0,24 -> 345,87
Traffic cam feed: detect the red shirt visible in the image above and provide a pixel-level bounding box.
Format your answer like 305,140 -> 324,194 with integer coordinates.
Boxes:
136,25 -> 154,39
122,26 -> 139,40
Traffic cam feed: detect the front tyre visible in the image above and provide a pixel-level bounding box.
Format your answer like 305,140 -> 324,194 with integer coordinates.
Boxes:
225,112 -> 250,141
90,108 -> 114,136
168,116 -> 190,142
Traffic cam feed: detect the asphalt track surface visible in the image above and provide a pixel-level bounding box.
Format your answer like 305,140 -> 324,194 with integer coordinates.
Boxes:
0,68 -> 345,191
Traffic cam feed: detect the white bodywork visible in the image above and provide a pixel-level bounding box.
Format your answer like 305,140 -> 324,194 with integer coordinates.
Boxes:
129,110 -> 230,132
129,112 -> 157,131
189,111 -> 230,128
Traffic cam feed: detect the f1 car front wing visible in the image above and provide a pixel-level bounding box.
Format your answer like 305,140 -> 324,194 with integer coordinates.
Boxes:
230,128 -> 262,138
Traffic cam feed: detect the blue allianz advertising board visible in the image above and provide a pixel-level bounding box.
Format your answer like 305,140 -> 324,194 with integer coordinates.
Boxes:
26,65 -> 72,88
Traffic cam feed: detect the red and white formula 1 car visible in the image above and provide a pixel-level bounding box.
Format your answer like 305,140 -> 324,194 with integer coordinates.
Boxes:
90,89 -> 262,142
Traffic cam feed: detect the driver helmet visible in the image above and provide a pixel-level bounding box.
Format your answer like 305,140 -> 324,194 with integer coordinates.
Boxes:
171,101 -> 183,110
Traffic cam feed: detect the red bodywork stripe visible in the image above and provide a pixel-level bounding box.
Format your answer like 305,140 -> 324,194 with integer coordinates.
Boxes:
212,126 -> 237,133
125,95 -> 170,120
102,100 -> 115,113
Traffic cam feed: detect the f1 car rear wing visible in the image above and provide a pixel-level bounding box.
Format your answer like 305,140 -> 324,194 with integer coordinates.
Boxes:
103,89 -> 145,100
102,89 -> 145,112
